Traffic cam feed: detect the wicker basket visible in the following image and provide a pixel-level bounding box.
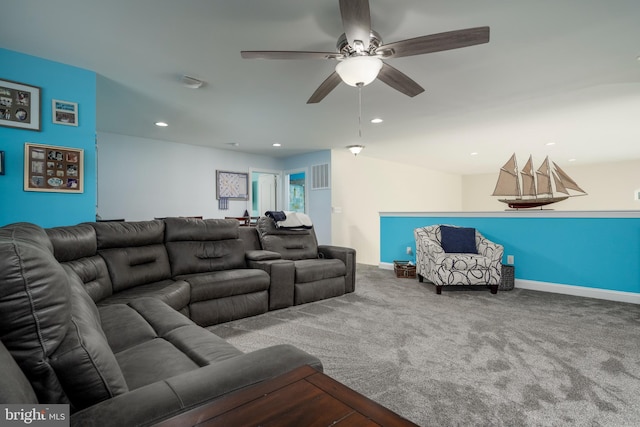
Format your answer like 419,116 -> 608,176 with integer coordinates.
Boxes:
500,264 -> 515,290
393,260 -> 416,278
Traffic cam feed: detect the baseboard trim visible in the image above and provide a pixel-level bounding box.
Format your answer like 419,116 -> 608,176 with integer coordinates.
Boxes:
379,262 -> 394,270
515,279 -> 640,305
378,263 -> 640,304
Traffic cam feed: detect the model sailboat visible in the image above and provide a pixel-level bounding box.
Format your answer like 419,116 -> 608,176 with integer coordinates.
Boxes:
492,154 -> 587,209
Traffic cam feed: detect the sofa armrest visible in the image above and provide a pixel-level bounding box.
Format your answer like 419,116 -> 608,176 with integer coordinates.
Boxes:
245,250 -> 281,261
318,245 -> 356,293
71,344 -> 321,427
247,259 -> 295,309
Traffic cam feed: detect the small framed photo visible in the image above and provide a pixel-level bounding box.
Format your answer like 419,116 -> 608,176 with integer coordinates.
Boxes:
0,78 -> 41,131
0,151 -> 4,175
52,99 -> 78,126
24,143 -> 84,193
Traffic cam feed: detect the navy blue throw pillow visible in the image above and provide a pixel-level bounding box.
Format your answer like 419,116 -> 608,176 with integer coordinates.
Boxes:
440,226 -> 477,254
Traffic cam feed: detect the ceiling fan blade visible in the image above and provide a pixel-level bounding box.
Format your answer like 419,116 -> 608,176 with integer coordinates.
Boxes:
376,26 -> 490,58
377,62 -> 425,98
339,0 -> 372,51
241,51 -> 343,60
307,72 -> 342,104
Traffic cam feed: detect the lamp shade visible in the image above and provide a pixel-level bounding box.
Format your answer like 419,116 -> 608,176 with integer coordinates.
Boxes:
335,56 -> 383,87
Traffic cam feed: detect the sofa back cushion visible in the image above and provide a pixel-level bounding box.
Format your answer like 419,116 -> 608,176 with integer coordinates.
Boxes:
0,223 -> 71,404
238,226 -> 262,252
50,271 -> 128,411
0,223 -> 128,411
47,224 -> 113,302
164,218 -> 246,276
92,221 -> 172,292
256,217 -> 318,260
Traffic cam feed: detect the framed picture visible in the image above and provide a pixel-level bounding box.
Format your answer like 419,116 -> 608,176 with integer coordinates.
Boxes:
0,79 -> 41,131
0,151 -> 4,175
24,143 -> 84,193
216,170 -> 248,200
52,99 -> 78,126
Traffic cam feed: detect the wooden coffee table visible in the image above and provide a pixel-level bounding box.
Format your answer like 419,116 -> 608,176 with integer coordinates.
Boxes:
155,365 -> 419,426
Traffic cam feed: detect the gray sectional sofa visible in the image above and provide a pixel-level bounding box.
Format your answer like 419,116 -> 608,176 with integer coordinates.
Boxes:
0,217 -> 356,426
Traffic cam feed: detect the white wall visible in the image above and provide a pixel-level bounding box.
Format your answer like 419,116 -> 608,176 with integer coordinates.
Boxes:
283,151 -> 332,245
462,158 -> 640,211
97,132 -> 283,221
331,150 -> 463,265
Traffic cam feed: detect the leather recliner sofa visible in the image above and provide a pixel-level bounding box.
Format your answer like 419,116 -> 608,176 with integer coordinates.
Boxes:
0,217 -> 355,425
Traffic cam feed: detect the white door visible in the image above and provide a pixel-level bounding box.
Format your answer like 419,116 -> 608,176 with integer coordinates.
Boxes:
258,174 -> 277,214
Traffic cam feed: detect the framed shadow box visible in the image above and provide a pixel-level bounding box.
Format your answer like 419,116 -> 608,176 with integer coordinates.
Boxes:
24,143 -> 84,193
0,79 -> 41,131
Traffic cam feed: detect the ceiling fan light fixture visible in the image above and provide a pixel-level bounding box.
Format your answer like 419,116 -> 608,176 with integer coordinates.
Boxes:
347,145 -> 365,156
335,56 -> 383,87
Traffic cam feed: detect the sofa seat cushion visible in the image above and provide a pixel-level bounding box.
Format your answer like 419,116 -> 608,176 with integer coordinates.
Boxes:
440,254 -> 492,271
98,279 -> 190,312
177,269 -> 270,302
115,339 -> 201,390
294,259 -> 346,283
99,298 -> 243,390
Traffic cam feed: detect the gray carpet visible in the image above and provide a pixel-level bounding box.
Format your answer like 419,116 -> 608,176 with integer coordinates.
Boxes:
209,264 -> 640,426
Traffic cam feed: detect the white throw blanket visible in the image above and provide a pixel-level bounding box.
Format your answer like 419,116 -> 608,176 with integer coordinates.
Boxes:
276,211 -> 313,229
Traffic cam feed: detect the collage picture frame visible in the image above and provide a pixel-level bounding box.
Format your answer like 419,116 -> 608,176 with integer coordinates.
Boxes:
24,143 -> 84,193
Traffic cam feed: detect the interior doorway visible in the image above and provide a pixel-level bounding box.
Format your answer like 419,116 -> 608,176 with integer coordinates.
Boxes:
285,168 -> 308,213
249,169 -> 282,217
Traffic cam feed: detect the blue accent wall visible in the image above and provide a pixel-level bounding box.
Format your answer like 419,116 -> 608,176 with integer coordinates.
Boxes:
380,213 -> 640,294
0,49 -> 96,227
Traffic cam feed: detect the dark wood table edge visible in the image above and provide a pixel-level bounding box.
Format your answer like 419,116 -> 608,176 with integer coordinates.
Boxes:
153,365 -> 419,427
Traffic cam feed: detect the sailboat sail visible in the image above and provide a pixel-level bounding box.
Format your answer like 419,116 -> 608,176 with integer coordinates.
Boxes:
535,157 -> 552,196
493,154 -> 587,209
491,154 -> 520,197
552,172 -> 569,195
520,155 -> 536,197
553,162 -> 586,194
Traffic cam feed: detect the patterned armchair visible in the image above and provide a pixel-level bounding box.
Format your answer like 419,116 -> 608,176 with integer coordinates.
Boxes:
414,224 -> 503,294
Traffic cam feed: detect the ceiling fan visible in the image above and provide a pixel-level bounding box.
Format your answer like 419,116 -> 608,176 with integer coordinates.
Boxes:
241,0 -> 490,104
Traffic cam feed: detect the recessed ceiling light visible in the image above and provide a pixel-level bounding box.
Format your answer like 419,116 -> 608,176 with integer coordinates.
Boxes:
545,142 -> 556,146
272,143 -> 281,147
370,118 -> 383,124
568,158 -> 577,162
470,152 -> 479,156
155,121 -> 168,127
181,75 -> 205,89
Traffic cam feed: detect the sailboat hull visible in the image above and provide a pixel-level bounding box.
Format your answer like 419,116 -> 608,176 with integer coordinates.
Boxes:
498,196 -> 569,209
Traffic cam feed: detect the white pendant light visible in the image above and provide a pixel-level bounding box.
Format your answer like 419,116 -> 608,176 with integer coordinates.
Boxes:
347,145 -> 364,155
335,56 -> 383,87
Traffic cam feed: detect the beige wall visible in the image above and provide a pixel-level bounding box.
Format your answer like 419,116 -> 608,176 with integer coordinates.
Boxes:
331,150 -> 462,265
462,158 -> 640,211
333,154 -> 639,266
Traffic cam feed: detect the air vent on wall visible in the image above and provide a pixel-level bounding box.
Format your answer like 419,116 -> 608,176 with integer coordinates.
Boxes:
311,163 -> 330,190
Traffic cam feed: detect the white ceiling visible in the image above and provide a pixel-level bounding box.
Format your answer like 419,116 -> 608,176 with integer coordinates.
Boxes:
2,0 -> 640,174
